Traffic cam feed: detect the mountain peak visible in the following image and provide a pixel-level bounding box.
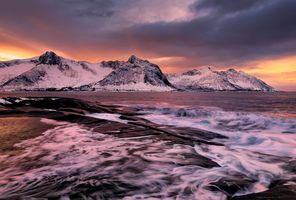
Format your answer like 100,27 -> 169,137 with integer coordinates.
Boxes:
168,66 -> 274,91
227,68 -> 238,73
127,55 -> 148,64
182,69 -> 201,76
38,51 -> 61,65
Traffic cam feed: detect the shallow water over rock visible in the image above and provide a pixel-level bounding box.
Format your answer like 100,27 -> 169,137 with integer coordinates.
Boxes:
0,94 -> 295,199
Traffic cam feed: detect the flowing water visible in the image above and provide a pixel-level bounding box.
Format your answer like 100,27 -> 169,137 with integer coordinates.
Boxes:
0,92 -> 295,199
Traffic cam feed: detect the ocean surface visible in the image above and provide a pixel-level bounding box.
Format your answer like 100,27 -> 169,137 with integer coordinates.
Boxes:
0,91 -> 295,199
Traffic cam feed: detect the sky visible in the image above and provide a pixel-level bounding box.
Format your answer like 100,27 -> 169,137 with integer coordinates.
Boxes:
0,0 -> 295,91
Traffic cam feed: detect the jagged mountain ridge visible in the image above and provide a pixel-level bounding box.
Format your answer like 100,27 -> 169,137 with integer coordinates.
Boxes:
1,51 -> 114,90
0,58 -> 38,86
0,52 -> 174,91
168,66 -> 274,91
88,55 -> 173,91
0,51 -> 274,91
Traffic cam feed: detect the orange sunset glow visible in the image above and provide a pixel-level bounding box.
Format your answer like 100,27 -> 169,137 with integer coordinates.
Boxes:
244,56 -> 296,91
1,47 -> 295,91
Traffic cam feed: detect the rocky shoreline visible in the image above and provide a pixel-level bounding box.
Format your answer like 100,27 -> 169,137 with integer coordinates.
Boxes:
0,97 -> 295,199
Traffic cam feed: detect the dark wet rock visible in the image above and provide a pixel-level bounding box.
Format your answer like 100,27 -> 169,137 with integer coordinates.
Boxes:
1,97 -> 108,113
208,176 -> 255,197
127,120 -> 226,146
231,185 -> 296,200
0,97 -> 226,147
177,152 -> 220,168
283,159 -> 296,173
0,97 -> 223,170
169,126 -> 228,140
1,96 -> 294,199
0,117 -> 55,156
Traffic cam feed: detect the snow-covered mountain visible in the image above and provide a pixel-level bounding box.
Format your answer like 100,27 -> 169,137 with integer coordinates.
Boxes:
0,52 -> 173,91
0,52 -> 274,91
168,66 -> 274,91
85,55 -> 174,91
1,51 -> 113,91
0,58 -> 37,86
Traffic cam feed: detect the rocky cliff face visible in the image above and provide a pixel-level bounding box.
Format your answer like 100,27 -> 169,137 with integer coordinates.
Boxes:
37,51 -> 61,65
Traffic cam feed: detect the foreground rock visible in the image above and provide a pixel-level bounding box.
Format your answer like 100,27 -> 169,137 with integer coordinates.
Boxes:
232,185 -> 296,200
0,97 -> 294,199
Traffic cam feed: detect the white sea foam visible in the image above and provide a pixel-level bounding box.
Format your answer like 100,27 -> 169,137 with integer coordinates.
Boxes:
86,113 -> 129,124
40,118 -> 68,125
0,98 -> 11,104
0,105 -> 295,199
0,121 -> 231,199
135,106 -> 296,195
139,107 -> 296,157
14,98 -> 30,103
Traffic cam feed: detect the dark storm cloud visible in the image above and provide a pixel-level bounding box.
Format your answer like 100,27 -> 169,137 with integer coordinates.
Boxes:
61,0 -> 116,18
118,0 -> 296,66
192,0 -> 267,15
0,0 -> 137,59
0,0 -> 296,67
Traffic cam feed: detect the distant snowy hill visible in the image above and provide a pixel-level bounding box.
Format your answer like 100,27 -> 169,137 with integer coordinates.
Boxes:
168,66 -> 274,91
0,52 -> 274,91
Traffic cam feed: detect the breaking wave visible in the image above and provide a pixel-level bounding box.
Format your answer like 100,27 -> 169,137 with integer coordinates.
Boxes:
139,106 -> 295,132
137,106 -> 296,157
136,106 -> 296,196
